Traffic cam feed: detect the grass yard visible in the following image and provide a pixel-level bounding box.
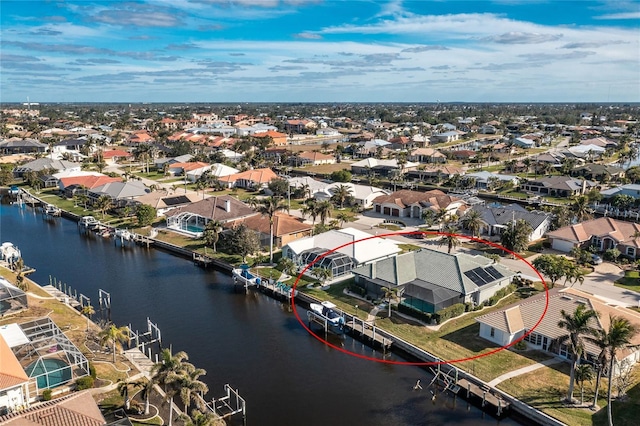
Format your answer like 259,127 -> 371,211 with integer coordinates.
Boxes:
615,271 -> 640,293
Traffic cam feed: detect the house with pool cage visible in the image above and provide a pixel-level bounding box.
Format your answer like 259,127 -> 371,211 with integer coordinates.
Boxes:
281,227 -> 402,280
0,278 -> 28,317
164,195 -> 258,236
0,317 -> 90,403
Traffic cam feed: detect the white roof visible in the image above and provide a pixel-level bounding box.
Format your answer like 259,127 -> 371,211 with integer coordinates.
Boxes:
286,227 -> 402,265
0,323 -> 30,348
288,176 -> 328,194
210,163 -> 239,177
351,158 -> 419,169
53,170 -> 105,179
320,182 -> 389,201
466,171 -> 519,182
568,144 -> 606,154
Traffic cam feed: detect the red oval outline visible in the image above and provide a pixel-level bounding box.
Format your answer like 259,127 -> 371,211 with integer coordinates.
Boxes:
291,230 -> 549,365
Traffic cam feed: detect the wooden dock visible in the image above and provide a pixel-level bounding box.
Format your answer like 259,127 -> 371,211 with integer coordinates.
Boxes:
456,378 -> 509,416
345,319 -> 393,350
41,284 -> 81,309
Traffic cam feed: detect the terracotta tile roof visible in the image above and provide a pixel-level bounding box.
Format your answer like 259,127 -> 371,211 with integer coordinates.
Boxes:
0,334 -> 29,390
546,217 -> 640,245
228,212 -> 312,237
219,168 -> 278,185
0,391 -> 105,426
101,149 -> 131,159
373,189 -> 462,210
256,130 -> 287,138
169,161 -> 210,172
59,175 -> 121,190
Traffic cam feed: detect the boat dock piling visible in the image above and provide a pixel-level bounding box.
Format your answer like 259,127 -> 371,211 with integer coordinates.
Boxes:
456,378 -> 509,416
209,384 -> 246,424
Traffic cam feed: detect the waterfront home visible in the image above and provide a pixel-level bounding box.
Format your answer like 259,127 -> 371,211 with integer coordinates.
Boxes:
352,248 -> 515,313
570,163 -> 625,182
285,119 -> 317,134
87,180 -> 148,207
512,137 -> 535,149
521,176 -> 597,197
466,203 -> 552,241
227,212 -> 313,249
0,390 -> 106,425
282,227 -> 402,279
601,183 -> 640,200
134,192 -> 202,216
314,182 -> 390,209
0,334 -> 30,415
154,154 -> 194,169
566,144 -> 606,159
371,189 -> 465,221
58,173 -> 122,195
0,277 -> 28,317
464,171 -> 519,190
546,217 -> 640,258
408,147 -> 447,164
255,130 -> 288,146
101,149 -> 133,165
164,195 -> 257,235
431,131 -> 460,143
350,158 -> 419,177
476,287 -> 640,374
0,138 -> 47,155
166,162 -> 212,182
218,168 -> 278,190
406,165 -> 465,183
296,151 -> 336,166
13,158 -> 80,179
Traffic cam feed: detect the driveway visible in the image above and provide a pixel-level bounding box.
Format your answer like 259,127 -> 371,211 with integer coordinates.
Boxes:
578,262 -> 640,308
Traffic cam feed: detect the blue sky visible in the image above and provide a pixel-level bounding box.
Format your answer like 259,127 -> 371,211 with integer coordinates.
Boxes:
1,0 -> 639,103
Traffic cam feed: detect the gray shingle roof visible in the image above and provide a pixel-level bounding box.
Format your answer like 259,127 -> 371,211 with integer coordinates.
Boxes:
472,204 -> 551,231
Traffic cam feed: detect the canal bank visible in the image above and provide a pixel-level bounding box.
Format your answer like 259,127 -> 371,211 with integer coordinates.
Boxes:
2,197 -> 524,426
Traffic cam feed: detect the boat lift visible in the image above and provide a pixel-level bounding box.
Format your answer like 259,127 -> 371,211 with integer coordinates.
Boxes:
208,384 -> 246,424
98,288 -> 111,322
128,318 -> 162,359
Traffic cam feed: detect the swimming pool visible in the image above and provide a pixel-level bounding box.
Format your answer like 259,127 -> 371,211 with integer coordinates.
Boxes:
25,358 -> 72,389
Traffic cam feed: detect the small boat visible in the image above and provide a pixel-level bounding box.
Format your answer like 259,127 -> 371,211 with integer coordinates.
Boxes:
232,265 -> 262,287
0,242 -> 21,263
7,185 -> 19,196
43,204 -> 61,216
79,216 -> 99,229
308,301 -> 345,331
114,229 -> 132,240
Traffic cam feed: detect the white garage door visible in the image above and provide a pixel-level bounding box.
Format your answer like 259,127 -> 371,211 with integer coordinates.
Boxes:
551,239 -> 574,253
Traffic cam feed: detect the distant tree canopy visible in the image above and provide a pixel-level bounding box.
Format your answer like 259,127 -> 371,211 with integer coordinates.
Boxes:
267,178 -> 289,197
136,204 -> 157,227
220,224 -> 261,262
330,170 -> 352,183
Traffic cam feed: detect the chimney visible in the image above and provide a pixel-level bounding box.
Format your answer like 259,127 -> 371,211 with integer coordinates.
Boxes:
225,199 -> 231,213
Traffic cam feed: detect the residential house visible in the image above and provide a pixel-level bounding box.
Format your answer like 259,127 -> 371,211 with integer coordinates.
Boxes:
313,182 -> 390,209
0,334 -> 30,415
126,131 -> 154,145
479,124 -> 498,134
408,147 -> 447,164
228,212 -> 313,249
601,183 -> 640,200
521,176 -> 596,197
431,131 -> 460,143
406,165 -> 465,183
350,158 -> 419,177
371,189 -> 465,220
512,137 -> 535,149
164,195 -> 258,235
208,163 -> 239,179
166,162 -> 212,182
134,192 -> 202,216
465,171 -> 519,190
296,151 -> 336,166
546,217 -> 640,258
0,138 -> 47,155
87,180 -> 148,207
352,248 -> 515,313
51,138 -> 87,158
13,158 -> 80,179
154,154 -> 193,170
566,144 -> 606,160
450,150 -> 476,161
282,227 -> 402,278
316,127 -> 341,137
476,287 -> 640,372
580,137 -> 617,149
0,390 -> 106,425
255,130 -> 288,146
388,136 -> 418,150
285,119 -> 317,134
101,149 -> 133,165
467,203 -> 552,241
570,164 -> 625,182
218,168 -> 278,190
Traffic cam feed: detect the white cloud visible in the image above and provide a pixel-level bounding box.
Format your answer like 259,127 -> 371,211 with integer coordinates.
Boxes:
594,11 -> 640,20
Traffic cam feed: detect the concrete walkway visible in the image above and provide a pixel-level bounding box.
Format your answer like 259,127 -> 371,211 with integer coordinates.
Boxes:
487,357 -> 564,387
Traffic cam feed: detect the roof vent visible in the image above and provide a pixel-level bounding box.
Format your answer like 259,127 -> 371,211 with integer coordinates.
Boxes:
560,295 -> 573,301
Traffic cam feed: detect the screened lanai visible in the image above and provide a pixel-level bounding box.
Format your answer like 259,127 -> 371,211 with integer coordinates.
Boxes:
0,277 -> 28,316
300,248 -> 354,278
1,318 -> 90,397
166,212 -> 207,236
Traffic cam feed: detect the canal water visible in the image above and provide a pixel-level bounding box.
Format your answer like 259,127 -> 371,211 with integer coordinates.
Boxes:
0,200 -> 521,426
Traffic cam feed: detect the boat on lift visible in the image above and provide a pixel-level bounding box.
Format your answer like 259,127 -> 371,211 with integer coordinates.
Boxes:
232,264 -> 262,287
308,301 -> 345,331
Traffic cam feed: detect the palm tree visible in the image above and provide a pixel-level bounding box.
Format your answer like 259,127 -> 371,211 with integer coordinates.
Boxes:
461,209 -> 483,238
81,304 -> 95,332
330,184 -> 352,209
335,211 -> 355,227
315,200 -> 333,226
557,305 -> 598,403
177,409 -> 219,426
95,195 -> 113,219
131,377 -> 155,415
575,364 -> 594,406
278,257 -> 297,277
171,364 -> 209,413
98,323 -> 130,363
202,220 -> 223,252
438,225 -> 461,254
151,349 -> 193,426
255,196 -> 288,264
301,199 -> 318,224
118,379 -> 133,410
570,195 -> 592,222
311,267 -> 332,286
380,286 -> 402,318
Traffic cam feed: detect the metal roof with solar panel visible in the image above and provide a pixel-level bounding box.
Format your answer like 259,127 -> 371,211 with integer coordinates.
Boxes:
464,266 -> 503,287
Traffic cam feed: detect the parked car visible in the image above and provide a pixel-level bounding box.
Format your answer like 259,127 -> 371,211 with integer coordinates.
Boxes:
590,254 -> 603,265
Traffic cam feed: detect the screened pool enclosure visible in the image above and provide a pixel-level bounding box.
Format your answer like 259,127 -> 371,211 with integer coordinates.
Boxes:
299,248 -> 354,278
166,212 -> 207,236
0,277 -> 28,316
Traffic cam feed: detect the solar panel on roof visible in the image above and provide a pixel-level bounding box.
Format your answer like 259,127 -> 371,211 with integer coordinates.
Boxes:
475,268 -> 494,283
464,270 -> 486,286
486,266 -> 504,280
163,195 -> 191,206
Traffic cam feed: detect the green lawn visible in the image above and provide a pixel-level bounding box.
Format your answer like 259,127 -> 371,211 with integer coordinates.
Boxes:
615,271 -> 640,293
